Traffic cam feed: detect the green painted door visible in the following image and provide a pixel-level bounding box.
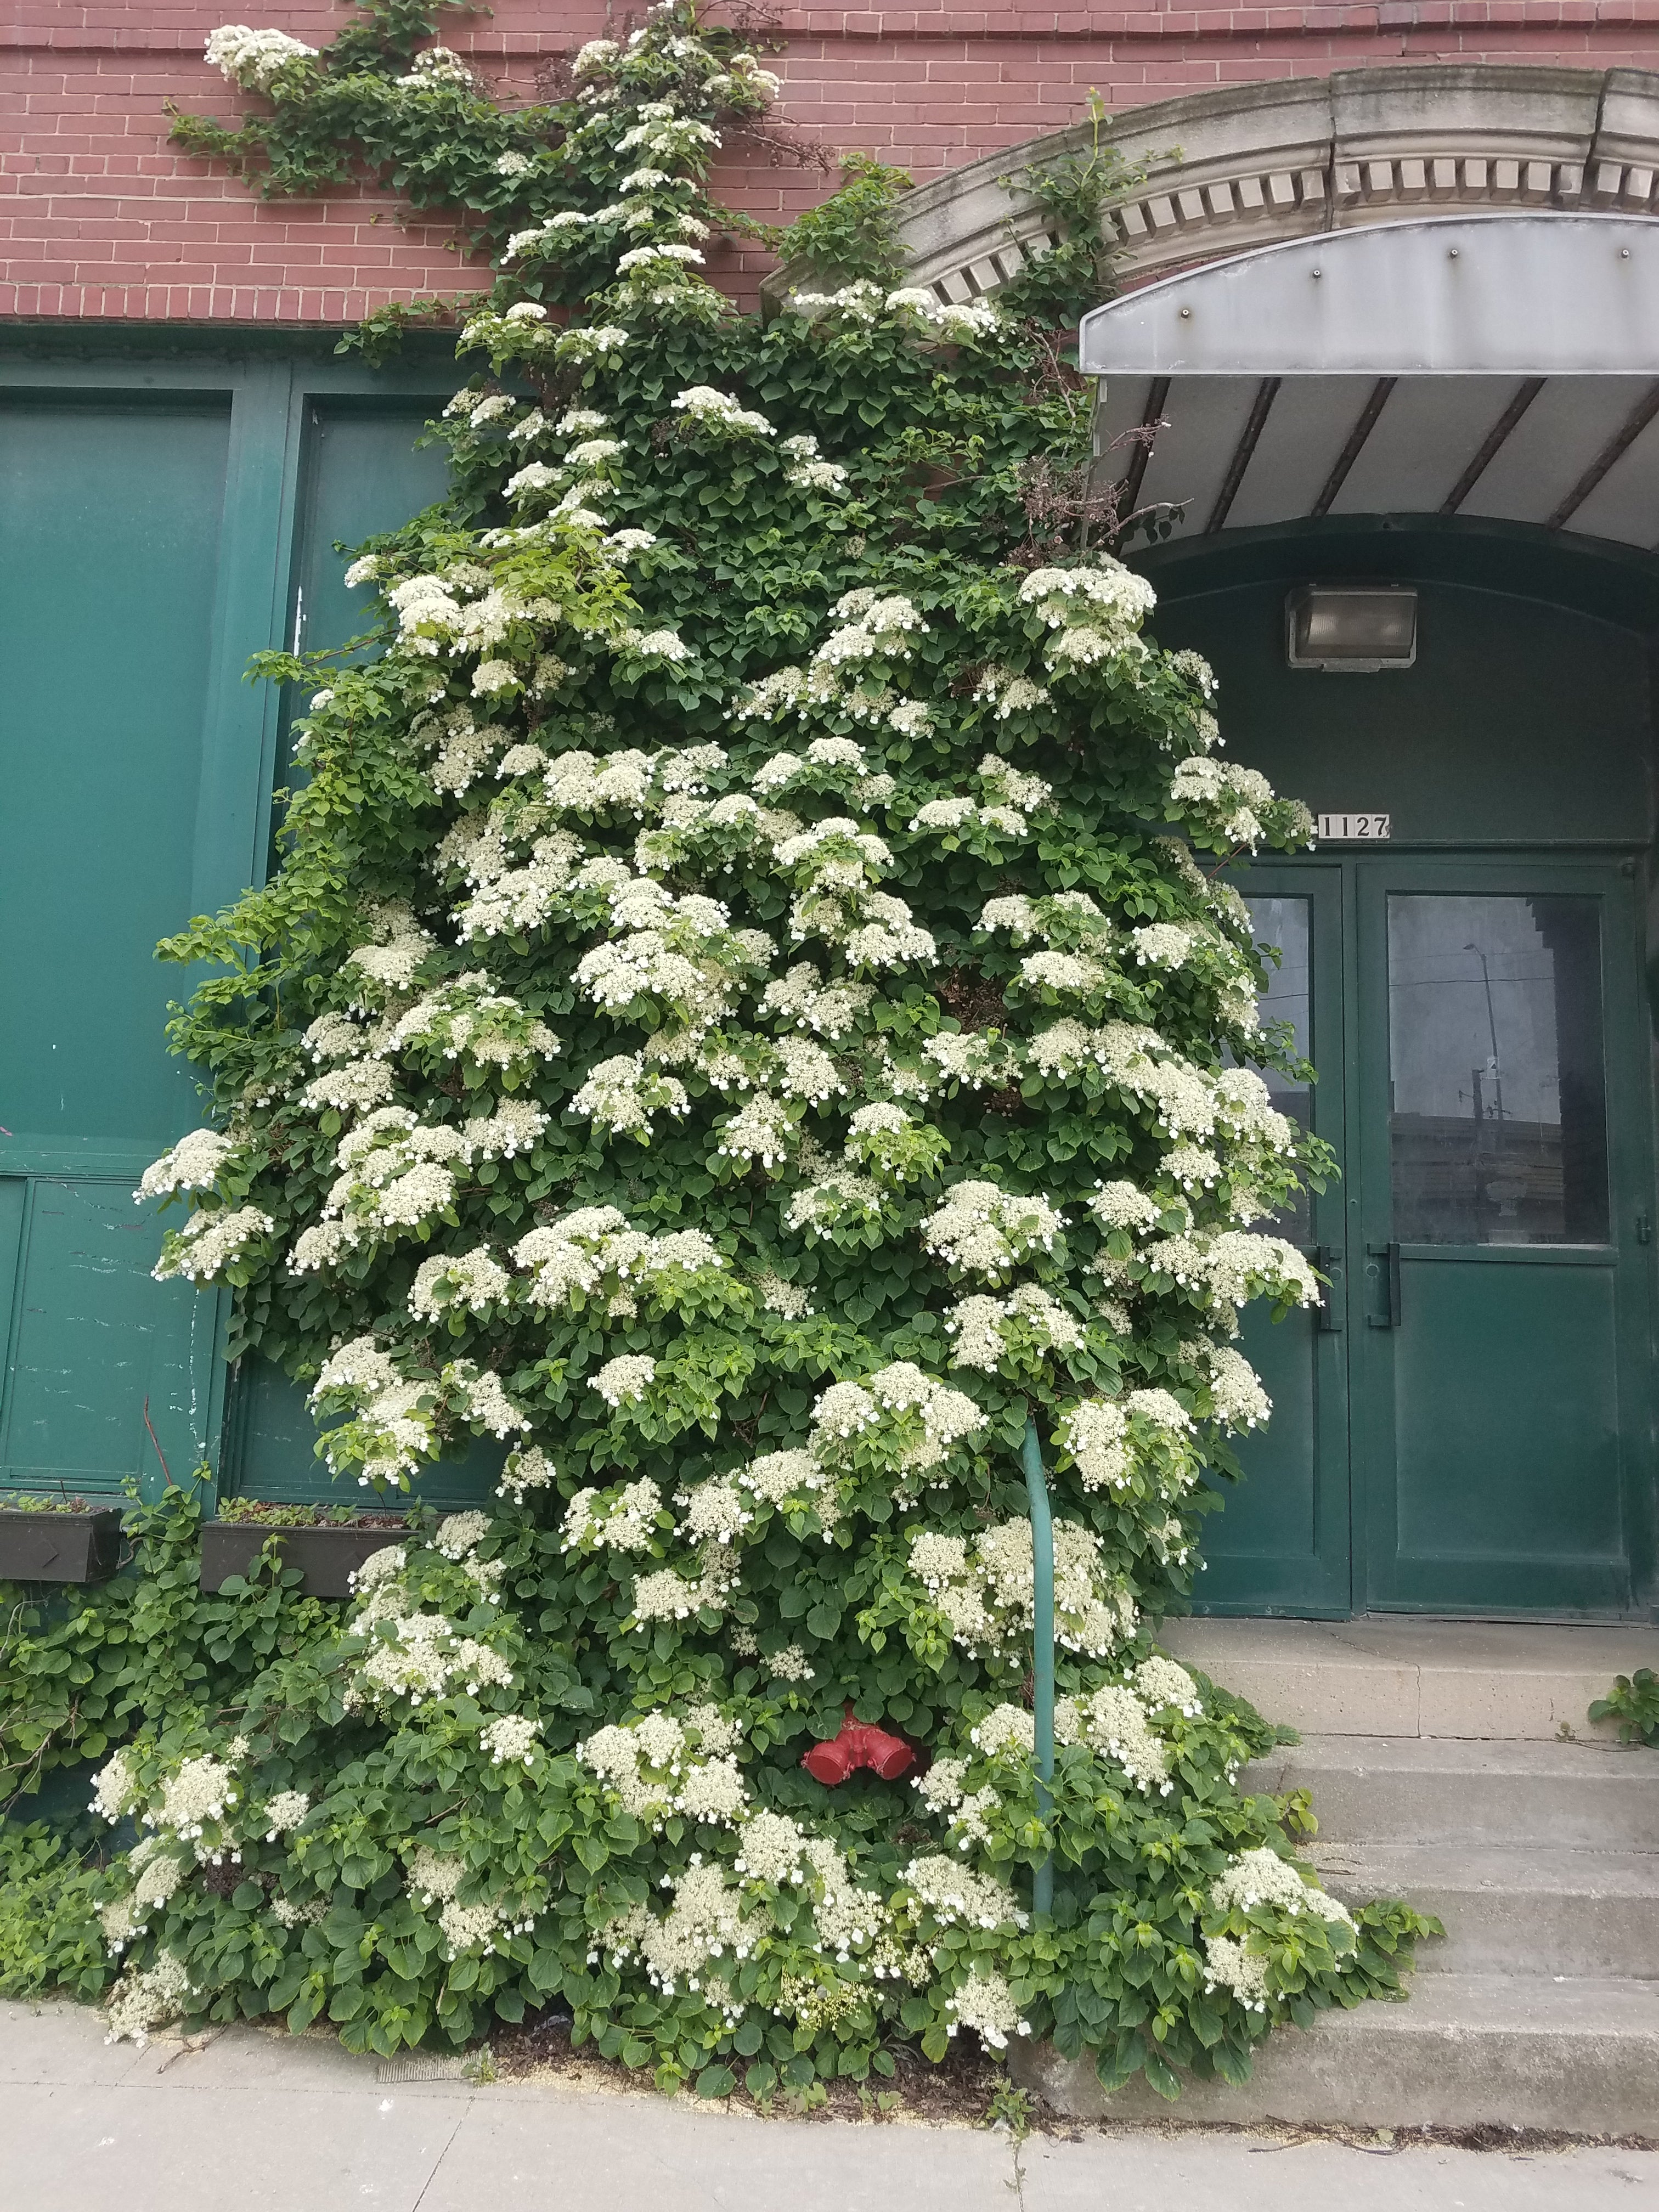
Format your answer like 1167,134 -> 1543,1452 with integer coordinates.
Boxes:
1199,868 -> 1353,1615
1198,853 -> 1654,1618
0,397 -> 236,1496
1352,858 -> 1653,1615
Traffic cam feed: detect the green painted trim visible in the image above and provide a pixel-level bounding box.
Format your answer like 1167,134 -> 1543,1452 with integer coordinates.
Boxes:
192,363 -> 297,917
0,355 -> 459,402
0,1142 -> 167,1177
0,324 -> 466,374
1020,1416 -> 1055,1918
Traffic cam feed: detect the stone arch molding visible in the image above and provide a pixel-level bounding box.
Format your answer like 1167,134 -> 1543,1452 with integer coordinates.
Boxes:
888,66 -> 1659,306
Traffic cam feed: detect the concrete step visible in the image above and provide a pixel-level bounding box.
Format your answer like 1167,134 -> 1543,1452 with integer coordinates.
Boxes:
1244,1734 -> 1659,1849
1164,1614 -> 1659,1740
1012,1974 -> 1659,2135
1310,1842 -> 1659,1979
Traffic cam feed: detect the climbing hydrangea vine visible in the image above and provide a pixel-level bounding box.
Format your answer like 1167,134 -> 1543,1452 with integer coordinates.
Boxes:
49,0 -> 1440,2095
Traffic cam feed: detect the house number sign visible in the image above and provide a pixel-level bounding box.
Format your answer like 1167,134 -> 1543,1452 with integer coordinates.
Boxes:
1316,812 -> 1391,840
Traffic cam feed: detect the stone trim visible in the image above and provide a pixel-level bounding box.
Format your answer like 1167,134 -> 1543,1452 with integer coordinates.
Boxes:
872,66 -> 1659,307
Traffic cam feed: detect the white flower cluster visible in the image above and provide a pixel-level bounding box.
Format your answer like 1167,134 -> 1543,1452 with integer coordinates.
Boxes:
1018,558 -> 1158,670
943,1285 -> 1085,1373
761,963 -> 873,1038
634,1860 -> 751,2002
902,1854 -> 1026,1932
670,386 -> 774,437
630,1539 -> 739,1623
397,45 -> 475,88
944,1967 -> 1029,2048
1134,1655 -> 1203,1717
91,1749 -> 138,1825
1055,1683 -> 1173,1795
513,1206 -> 723,1321
785,282 -> 1003,346
972,667 -> 1052,720
910,1518 -> 1135,1663
572,1052 -> 690,1141
498,1443 -> 555,1502
921,1030 -> 1019,1092
1169,758 -> 1286,851
136,1128 -> 234,1202
919,1181 -> 1065,1280
579,1707 -> 747,1831
152,1205 -> 273,1284
1057,1389 -> 1195,1496
1211,1846 -> 1353,1928
381,972 -> 560,1071
205,22 -> 315,88
344,903 -> 434,997
1142,1229 -> 1321,1321
561,1476 -> 663,1555
297,1112 -> 458,1262
806,1362 -> 985,1482
1203,1933 -> 1270,2010
104,1950 -> 194,2047
714,1091 -> 793,1169
1200,1342 -> 1272,1430
409,1245 -> 510,1320
260,1790 -> 311,1840
780,432 -> 848,493
140,1751 -> 240,1857
347,1603 -> 514,1712
480,1714 -> 540,1768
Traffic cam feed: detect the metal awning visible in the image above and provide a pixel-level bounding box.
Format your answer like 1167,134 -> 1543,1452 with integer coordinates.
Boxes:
1079,215 -> 1659,551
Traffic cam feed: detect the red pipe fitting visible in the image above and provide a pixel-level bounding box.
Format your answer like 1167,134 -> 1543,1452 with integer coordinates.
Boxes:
802,1705 -> 919,1785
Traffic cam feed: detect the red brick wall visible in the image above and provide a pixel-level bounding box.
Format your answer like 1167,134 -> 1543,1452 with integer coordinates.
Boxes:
5,2 -> 1659,324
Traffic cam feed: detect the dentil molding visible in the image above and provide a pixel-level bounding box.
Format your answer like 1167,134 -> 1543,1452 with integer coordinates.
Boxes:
857,67 -> 1659,307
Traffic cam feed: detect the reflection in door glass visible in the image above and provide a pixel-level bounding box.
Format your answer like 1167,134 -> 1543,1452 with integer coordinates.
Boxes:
1387,895 -> 1608,1245
1243,897 -> 1311,1244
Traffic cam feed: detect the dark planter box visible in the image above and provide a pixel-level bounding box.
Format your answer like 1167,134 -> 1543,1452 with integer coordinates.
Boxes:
201,1521 -> 407,1599
0,1507 -> 124,1584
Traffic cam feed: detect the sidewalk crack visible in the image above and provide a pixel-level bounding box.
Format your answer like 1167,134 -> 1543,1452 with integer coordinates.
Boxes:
410,2100 -> 470,2210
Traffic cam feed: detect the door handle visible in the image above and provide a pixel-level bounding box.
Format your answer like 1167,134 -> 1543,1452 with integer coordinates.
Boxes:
1316,1244 -> 1344,1333
1366,1240 -> 1402,1329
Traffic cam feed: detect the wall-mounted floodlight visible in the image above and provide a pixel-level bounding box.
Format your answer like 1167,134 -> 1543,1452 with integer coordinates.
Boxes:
1286,585 -> 1418,672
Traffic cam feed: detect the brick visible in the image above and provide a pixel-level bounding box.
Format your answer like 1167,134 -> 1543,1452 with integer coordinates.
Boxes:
1,1 -> 1650,323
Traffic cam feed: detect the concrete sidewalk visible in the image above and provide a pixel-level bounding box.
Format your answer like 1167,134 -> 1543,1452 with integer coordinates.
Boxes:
1,1999 -> 1654,2212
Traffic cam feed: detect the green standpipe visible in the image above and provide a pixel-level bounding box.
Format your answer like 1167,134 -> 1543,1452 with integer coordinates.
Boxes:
1020,1415 -> 1056,1920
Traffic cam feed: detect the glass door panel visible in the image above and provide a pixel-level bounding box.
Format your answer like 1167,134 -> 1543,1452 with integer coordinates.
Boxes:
1197,870 -> 1351,1616
1387,894 -> 1609,1247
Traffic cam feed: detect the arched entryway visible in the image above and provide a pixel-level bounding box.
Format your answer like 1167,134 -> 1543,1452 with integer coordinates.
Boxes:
1147,522 -> 1657,1621
1077,210 -> 1659,1622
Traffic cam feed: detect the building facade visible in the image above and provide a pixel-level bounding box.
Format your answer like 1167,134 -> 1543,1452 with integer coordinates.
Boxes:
3,8 -> 1657,1623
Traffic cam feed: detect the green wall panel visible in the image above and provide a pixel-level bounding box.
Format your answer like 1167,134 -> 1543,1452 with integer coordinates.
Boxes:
0,400 -> 231,1145
1150,578 -> 1652,849
294,400 -> 450,663
232,1353 -> 504,1509
0,394 -> 238,1494
230,397 -> 496,1506
1144,527 -> 1656,851
1,1179 -> 204,1488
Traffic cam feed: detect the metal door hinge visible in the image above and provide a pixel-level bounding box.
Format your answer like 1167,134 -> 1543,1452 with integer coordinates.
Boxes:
1638,1211 -> 1654,1246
